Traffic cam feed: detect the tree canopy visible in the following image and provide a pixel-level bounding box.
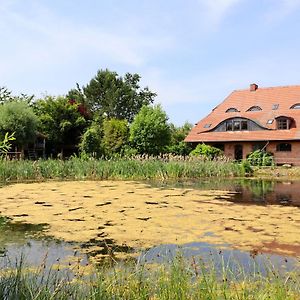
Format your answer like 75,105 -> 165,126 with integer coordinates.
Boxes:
33,96 -> 88,154
0,101 -> 38,149
102,118 -> 129,156
129,105 -> 171,155
68,69 -> 156,123
0,70 -> 193,158
167,122 -> 193,155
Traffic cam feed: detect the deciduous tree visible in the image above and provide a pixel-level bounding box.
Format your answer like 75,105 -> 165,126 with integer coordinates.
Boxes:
69,69 -> 156,122
167,122 -> 193,155
33,96 -> 88,156
129,105 -> 171,155
102,118 -> 129,156
0,101 -> 38,150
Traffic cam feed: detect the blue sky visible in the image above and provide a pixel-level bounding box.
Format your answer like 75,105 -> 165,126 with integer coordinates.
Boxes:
1,0 -> 300,125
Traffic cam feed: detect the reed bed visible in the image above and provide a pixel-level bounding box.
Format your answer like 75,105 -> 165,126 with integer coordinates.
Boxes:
0,155 -> 246,182
0,254 -> 299,300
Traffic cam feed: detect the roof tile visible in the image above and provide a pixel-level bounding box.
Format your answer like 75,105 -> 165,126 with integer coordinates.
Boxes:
185,85 -> 300,142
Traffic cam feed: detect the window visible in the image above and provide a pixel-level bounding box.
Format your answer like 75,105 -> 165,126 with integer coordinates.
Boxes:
267,119 -> 274,124
290,103 -> 300,109
247,106 -> 262,112
226,121 -> 233,131
233,120 -> 240,131
226,107 -> 239,113
272,104 -> 279,110
226,119 -> 248,131
241,120 -> 248,130
204,123 -> 211,128
276,143 -> 292,152
277,118 -> 289,130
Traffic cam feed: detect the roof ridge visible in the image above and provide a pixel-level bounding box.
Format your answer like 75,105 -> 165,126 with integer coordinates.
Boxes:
233,84 -> 300,92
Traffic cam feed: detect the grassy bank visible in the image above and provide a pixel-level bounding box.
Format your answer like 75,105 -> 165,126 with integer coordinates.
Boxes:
254,166 -> 300,179
0,156 -> 247,182
0,255 -> 299,300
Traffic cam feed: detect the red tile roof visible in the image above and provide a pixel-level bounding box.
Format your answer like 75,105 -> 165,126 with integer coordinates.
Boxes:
185,84 -> 300,142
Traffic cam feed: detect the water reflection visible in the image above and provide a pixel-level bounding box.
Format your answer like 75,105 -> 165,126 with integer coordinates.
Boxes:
141,242 -> 299,275
154,179 -> 300,207
0,217 -> 88,269
229,180 -> 300,206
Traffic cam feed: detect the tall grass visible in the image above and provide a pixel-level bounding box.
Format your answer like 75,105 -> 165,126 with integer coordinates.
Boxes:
0,155 -> 247,182
0,254 -> 299,299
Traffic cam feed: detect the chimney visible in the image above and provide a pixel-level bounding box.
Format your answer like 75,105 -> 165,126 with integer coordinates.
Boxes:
250,83 -> 258,91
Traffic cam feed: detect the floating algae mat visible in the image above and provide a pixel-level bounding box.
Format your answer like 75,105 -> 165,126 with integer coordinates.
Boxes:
0,180 -> 299,263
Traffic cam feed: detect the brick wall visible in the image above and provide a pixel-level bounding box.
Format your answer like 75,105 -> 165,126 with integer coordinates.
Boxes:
210,141 -> 300,165
267,141 -> 300,166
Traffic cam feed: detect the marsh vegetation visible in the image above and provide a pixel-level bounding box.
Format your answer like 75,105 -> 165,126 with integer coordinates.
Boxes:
0,155 -> 247,182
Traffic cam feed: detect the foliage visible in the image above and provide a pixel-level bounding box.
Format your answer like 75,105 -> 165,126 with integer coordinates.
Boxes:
247,150 -> 274,166
79,124 -> 103,158
0,254 -> 298,299
129,105 -> 171,155
0,132 -> 15,155
71,69 -> 156,122
0,101 -> 38,148
0,155 -> 245,181
190,143 -> 223,159
33,96 -> 88,154
240,159 -> 253,176
0,87 -> 34,105
0,87 -> 13,103
167,122 -> 193,155
102,118 -> 129,156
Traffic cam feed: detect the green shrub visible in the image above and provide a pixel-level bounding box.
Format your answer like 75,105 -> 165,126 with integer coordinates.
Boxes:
190,144 -> 223,159
247,150 -> 274,166
240,159 -> 253,176
79,126 -> 102,158
102,118 -> 129,156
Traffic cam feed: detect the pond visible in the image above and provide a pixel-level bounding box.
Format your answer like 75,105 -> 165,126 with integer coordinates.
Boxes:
0,179 -> 299,272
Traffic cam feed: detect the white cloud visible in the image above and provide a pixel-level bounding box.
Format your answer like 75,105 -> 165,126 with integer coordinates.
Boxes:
0,1 -> 173,83
197,0 -> 243,28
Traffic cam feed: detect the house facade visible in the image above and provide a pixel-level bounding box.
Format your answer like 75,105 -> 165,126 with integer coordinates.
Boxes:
185,84 -> 300,165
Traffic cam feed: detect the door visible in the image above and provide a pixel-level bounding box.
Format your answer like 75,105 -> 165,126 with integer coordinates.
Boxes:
234,144 -> 243,160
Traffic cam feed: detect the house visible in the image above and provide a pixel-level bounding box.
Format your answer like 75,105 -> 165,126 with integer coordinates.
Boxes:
185,84 -> 300,165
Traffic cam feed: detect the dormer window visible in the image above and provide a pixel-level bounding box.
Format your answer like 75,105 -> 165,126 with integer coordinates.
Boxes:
247,106 -> 262,112
204,123 -> 211,128
272,104 -> 279,110
290,103 -> 300,109
226,119 -> 248,131
277,117 -> 290,130
226,108 -> 239,113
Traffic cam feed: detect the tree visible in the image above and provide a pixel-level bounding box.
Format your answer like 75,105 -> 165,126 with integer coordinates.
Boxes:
129,105 -> 171,155
69,69 -> 156,122
167,122 -> 193,155
79,124 -> 103,158
33,96 -> 88,156
0,87 -> 13,103
0,101 -> 38,150
0,86 -> 34,105
102,118 -> 129,156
